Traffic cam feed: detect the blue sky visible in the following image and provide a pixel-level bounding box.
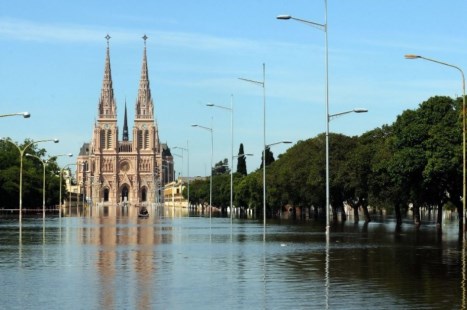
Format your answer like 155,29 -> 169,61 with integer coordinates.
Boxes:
0,0 -> 466,178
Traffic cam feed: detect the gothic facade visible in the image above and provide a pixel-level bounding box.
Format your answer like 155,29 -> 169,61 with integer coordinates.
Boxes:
76,35 -> 174,207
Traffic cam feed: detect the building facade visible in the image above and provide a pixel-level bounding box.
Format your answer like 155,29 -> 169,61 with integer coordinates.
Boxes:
76,35 -> 173,207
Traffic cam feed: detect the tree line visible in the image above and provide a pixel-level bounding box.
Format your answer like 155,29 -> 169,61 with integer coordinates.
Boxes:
187,96 -> 464,229
0,139 -> 65,209
1,95 -> 463,229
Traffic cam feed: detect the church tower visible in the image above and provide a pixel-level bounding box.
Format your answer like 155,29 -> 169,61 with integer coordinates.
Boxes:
76,35 -> 173,209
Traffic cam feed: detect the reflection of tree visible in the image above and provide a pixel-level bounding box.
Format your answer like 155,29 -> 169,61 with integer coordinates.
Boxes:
266,223 -> 461,308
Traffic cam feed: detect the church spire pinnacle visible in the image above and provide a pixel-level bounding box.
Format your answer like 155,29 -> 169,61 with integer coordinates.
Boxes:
123,99 -> 129,141
98,34 -> 117,120
135,34 -> 154,120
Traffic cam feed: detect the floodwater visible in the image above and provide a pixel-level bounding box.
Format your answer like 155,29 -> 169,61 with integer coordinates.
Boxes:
0,206 -> 465,309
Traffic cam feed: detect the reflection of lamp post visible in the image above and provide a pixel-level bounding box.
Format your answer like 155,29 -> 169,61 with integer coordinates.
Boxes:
277,5 -> 329,234
59,163 -> 76,219
174,144 -> 190,207
239,64 -> 267,236
207,96 -> 234,222
2,138 -> 59,223
405,54 -> 466,236
0,112 -> 30,118
192,124 -> 213,218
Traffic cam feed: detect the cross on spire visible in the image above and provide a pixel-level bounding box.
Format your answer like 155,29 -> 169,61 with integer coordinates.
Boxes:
105,34 -> 111,47
142,34 -> 148,47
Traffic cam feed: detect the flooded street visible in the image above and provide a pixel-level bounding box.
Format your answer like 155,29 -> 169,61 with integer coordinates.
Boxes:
0,207 -> 465,309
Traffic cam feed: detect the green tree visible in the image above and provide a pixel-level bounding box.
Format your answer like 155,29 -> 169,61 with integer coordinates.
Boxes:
0,138 -> 59,209
260,146 -> 275,169
387,96 -> 461,226
236,143 -> 247,176
212,158 -> 230,176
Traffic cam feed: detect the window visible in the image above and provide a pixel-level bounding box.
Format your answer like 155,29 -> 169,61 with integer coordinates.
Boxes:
144,130 -> 149,149
100,130 -> 105,148
106,130 -> 112,148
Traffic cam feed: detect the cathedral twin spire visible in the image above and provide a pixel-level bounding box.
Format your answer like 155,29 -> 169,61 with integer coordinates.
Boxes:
98,34 -> 117,119
98,34 -> 154,139
135,34 -> 154,120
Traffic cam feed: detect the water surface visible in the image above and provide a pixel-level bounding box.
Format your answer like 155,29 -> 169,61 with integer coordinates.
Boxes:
0,208 -> 465,309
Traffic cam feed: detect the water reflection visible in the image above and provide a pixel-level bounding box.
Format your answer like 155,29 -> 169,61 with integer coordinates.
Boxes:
1,208 -> 465,309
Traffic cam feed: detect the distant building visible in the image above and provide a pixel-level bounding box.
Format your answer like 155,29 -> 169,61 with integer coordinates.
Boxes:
163,176 -> 207,208
76,35 -> 174,207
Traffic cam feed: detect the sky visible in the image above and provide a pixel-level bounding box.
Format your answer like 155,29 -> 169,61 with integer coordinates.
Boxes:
0,0 -> 466,178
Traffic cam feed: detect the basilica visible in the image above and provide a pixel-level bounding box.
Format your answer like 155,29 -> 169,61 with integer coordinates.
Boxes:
76,35 -> 174,207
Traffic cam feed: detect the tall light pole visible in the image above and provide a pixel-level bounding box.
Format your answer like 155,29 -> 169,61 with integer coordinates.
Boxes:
25,153 -> 47,220
2,138 -> 59,223
277,2 -> 329,234
172,153 -> 183,208
239,63 -> 267,234
26,153 -> 72,220
192,124 -> 213,218
174,144 -> 190,208
0,112 -> 30,118
59,162 -> 76,219
405,54 -> 466,235
207,96 -> 234,222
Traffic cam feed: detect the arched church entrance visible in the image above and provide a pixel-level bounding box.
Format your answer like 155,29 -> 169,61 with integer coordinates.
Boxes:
141,187 -> 147,202
121,185 -> 129,203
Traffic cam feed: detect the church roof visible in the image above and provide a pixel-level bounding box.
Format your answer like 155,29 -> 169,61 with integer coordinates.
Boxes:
79,143 -> 90,156
161,143 -> 172,157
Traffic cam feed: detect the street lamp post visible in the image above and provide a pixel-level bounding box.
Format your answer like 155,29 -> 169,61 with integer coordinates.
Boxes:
0,112 -> 30,118
192,124 -> 213,218
174,144 -> 190,208
277,2 -> 329,233
25,153 -> 47,220
172,153 -> 183,208
405,54 -> 466,235
59,162 -> 76,219
1,138 -> 59,222
239,64 -> 267,235
26,153 -> 72,220
207,96 -> 234,222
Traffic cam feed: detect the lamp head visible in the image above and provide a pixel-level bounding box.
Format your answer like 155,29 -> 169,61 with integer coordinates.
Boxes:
67,153 -> 73,157
191,124 -> 198,127
206,103 -> 214,107
404,54 -> 421,59
353,108 -> 368,113
23,112 -> 31,118
53,139 -> 59,143
277,15 -> 292,20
